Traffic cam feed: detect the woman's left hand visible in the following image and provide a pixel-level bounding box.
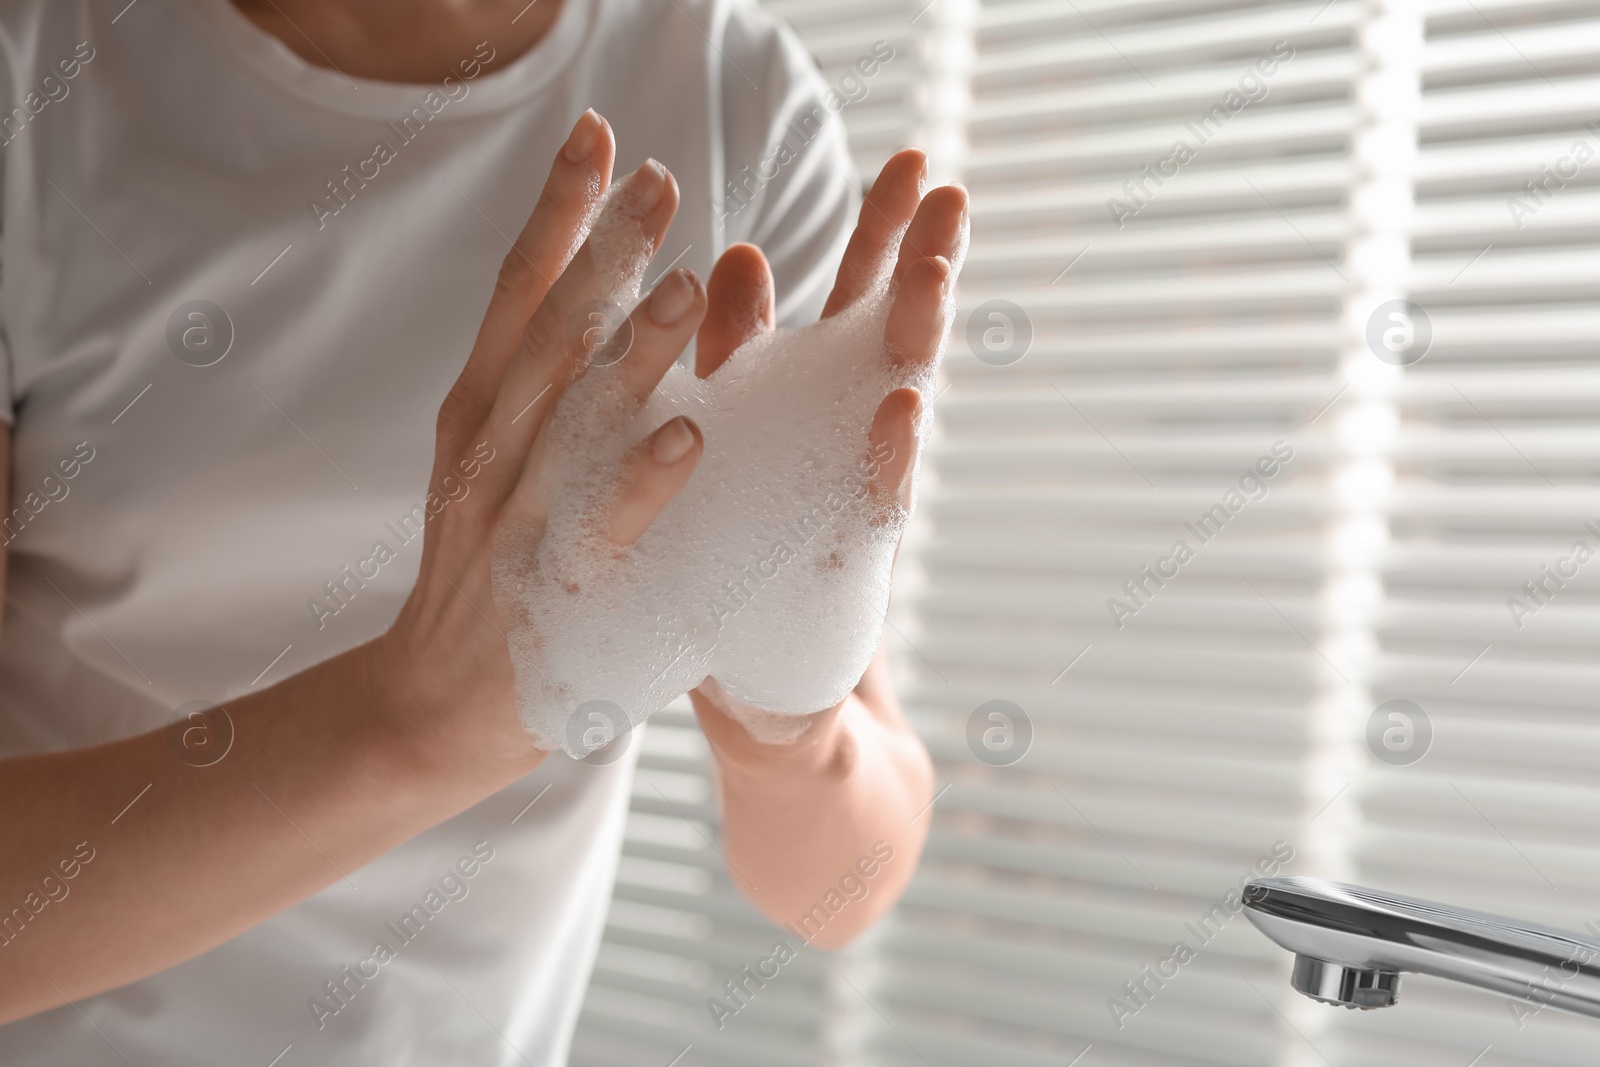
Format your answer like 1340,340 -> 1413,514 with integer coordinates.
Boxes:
686,149 -> 967,946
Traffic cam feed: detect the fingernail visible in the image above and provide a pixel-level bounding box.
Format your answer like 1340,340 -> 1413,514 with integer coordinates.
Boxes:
910,391 -> 925,422
648,268 -> 698,326
562,109 -> 602,164
931,255 -> 953,291
651,416 -> 697,464
634,158 -> 668,210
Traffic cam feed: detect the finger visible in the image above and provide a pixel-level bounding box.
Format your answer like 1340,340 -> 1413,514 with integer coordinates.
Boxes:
471,159 -> 681,507
620,267 -> 707,401
820,149 -> 926,319
884,255 -> 953,369
696,243 -> 773,377
890,183 -> 968,292
867,386 -> 922,516
492,271 -> 707,543
437,109 -> 615,457
608,416 -> 704,545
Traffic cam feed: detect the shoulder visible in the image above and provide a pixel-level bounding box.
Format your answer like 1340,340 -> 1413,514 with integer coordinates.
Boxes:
702,0 -> 861,321
585,0 -> 858,324
713,0 -> 827,92
584,0 -> 826,101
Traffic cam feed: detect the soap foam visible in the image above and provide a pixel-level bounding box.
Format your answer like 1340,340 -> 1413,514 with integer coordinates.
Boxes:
696,676 -> 815,746
491,171 -> 953,757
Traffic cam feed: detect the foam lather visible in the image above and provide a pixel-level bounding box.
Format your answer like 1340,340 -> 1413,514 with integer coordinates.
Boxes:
490,171 -> 958,757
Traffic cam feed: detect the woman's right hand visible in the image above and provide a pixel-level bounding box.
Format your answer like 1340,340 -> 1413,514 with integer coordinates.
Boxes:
372,109 -> 709,787
0,110 -> 715,1025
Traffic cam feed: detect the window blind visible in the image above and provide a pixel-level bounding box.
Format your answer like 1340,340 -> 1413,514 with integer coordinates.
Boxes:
571,2 -> 1600,1065
870,0 -> 1357,1063
1314,1 -> 1600,1065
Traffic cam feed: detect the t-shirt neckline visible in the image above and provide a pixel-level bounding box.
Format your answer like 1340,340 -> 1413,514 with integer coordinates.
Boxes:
185,0 -> 590,119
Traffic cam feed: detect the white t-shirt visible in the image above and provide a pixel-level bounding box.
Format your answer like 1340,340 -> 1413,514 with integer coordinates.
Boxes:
0,0 -> 854,1062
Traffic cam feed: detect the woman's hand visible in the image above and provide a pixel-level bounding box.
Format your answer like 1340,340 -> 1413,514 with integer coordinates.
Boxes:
373,109 -> 713,783
0,109 -> 719,1024
686,149 -> 967,944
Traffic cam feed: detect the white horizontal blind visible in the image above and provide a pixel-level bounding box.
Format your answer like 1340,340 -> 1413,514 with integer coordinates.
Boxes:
1317,1 -> 1600,1065
576,1 -> 1600,1065
568,3 -> 927,1065
872,0 -> 1359,1064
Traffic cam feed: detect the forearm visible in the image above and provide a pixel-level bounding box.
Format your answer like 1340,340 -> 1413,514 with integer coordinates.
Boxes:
0,639 -> 540,1024
699,654 -> 934,949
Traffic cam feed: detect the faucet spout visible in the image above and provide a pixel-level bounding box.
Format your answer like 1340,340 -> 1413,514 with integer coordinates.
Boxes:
1242,877 -> 1600,1018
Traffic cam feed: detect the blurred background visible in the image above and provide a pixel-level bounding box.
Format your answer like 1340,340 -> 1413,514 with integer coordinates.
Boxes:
571,1 -> 1600,1064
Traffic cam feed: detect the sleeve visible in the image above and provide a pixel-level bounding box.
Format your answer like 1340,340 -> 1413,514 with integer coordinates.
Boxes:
0,25 -> 14,426
713,3 -> 860,328
0,302 -> 11,426
0,163 -> 11,425
0,226 -> 11,422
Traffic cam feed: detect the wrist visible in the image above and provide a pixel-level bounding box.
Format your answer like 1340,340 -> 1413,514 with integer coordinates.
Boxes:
696,682 -> 858,788
361,626 -> 544,798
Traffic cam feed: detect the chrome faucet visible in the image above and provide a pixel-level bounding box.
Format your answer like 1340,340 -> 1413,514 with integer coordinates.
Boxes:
1242,876 -> 1600,1018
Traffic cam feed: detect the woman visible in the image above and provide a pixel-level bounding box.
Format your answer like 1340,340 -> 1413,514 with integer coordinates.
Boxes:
0,0 -> 965,1062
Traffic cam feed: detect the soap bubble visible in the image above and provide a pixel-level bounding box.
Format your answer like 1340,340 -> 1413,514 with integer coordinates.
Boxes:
502,286 -> 923,753
166,300 -> 234,367
1366,699 -> 1431,765
966,699 -> 1032,766
965,299 -> 1031,366
166,699 -> 234,767
495,166 -> 954,755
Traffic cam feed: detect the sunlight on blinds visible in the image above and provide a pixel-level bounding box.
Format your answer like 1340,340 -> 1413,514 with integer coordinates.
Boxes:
572,3 -> 1600,1066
